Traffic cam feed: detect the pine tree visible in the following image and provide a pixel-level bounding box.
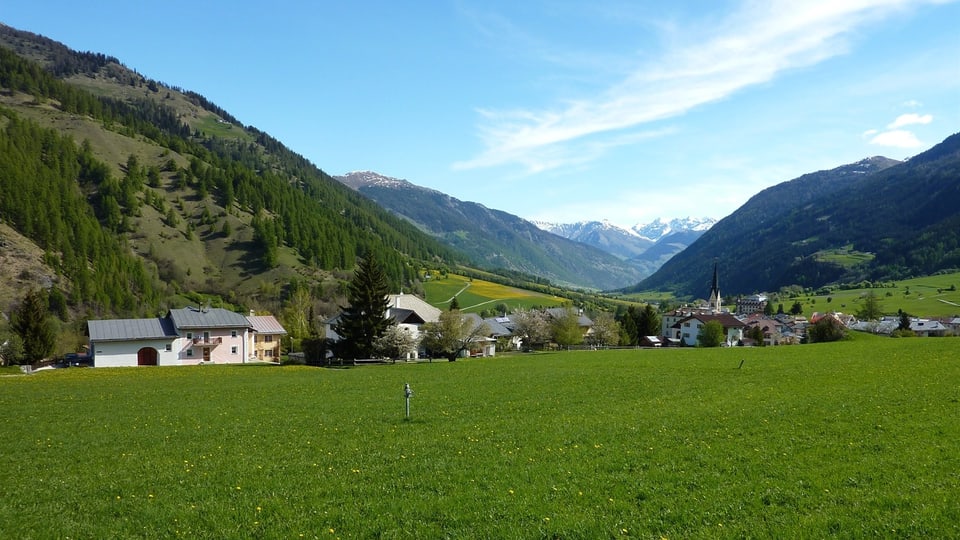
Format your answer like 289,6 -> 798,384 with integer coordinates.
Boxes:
333,256 -> 392,360
636,304 -> 661,338
11,289 -> 57,364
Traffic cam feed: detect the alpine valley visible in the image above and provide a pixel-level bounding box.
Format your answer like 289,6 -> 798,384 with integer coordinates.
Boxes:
1,20 -> 958,326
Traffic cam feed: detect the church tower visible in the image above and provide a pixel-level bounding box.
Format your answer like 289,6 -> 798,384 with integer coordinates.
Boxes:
708,261 -> 721,312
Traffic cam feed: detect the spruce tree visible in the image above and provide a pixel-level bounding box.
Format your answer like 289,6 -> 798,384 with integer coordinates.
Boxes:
11,289 -> 57,364
333,256 -> 392,360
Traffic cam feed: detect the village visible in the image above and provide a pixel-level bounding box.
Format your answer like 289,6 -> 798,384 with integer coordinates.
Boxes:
82,271 -> 960,367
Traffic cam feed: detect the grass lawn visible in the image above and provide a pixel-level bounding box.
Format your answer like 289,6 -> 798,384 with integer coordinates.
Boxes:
2,337 -> 958,538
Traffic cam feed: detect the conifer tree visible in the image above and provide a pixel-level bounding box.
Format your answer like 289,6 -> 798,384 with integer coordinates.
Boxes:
11,289 -> 57,364
333,256 -> 392,360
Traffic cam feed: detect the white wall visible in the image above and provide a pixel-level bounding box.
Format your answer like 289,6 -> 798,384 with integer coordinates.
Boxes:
91,339 -> 179,367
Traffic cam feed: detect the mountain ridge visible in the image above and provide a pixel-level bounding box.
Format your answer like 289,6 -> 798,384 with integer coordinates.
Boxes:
337,171 -> 645,290
635,145 -> 960,298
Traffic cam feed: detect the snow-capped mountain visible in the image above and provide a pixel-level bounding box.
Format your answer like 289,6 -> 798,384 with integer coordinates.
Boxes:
535,217 -> 717,279
533,219 -> 653,260
631,217 -> 716,241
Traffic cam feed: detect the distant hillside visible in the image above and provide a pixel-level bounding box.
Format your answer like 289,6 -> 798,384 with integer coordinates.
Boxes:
627,227 -> 713,279
0,24 -> 465,318
636,140 -> 960,298
337,171 -> 645,290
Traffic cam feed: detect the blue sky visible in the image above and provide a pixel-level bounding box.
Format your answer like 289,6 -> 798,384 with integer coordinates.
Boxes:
4,1 -> 959,228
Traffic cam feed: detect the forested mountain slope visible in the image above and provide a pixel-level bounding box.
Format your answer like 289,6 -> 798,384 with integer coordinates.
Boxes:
0,24 -> 465,318
338,171 -> 645,290
636,139 -> 960,298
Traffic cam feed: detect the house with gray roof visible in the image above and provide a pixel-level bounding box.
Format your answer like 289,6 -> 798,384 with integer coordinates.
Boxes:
88,307 -> 286,367
325,293 -> 441,360
248,314 -> 287,362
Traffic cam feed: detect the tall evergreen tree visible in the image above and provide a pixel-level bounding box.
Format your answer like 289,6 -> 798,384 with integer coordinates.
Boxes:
636,304 -> 661,338
333,255 -> 392,360
11,289 -> 57,364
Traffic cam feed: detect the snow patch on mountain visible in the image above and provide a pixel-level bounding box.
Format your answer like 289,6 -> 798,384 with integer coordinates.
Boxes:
631,217 -> 716,242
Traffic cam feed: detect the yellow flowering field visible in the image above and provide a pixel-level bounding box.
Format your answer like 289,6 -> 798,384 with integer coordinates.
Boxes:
424,274 -> 566,312
1,336 -> 958,538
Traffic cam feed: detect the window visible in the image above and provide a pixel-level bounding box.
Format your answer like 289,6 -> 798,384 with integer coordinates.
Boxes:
186,349 -> 194,357
231,346 -> 238,355
231,330 -> 238,338
264,335 -> 273,343
165,344 -> 172,352
254,335 -> 260,343
265,350 -> 273,358
186,332 -> 193,340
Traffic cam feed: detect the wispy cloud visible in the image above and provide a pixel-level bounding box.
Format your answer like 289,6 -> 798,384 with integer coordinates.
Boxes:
888,113 -> 933,128
865,110 -> 933,148
868,129 -> 924,148
455,0 -> 943,173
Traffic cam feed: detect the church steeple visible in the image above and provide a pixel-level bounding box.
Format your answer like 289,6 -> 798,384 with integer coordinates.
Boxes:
708,261 -> 721,312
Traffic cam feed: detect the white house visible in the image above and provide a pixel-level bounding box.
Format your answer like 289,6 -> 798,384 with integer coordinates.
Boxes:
672,313 -> 746,347
88,307 -> 286,367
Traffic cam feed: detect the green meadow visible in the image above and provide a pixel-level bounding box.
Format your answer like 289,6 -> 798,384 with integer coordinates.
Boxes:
2,337 -> 958,538
792,272 -> 960,319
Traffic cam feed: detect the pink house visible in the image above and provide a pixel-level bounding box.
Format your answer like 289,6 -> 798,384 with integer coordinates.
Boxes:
169,307 -> 252,364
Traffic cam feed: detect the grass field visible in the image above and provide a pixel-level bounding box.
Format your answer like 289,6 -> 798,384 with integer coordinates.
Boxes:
424,274 -> 567,313
789,272 -> 960,319
2,336 -> 958,538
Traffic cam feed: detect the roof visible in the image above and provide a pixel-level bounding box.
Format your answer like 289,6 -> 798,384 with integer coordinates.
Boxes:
169,307 -> 251,329
88,318 -> 177,342
482,317 -> 513,337
675,312 -> 746,328
388,308 -> 425,325
544,307 -> 593,326
247,315 -> 287,334
387,293 -> 441,323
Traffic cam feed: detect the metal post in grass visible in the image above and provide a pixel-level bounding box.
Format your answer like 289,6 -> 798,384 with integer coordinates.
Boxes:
404,382 -> 414,419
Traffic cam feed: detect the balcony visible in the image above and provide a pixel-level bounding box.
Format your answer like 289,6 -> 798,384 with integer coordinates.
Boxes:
191,337 -> 223,347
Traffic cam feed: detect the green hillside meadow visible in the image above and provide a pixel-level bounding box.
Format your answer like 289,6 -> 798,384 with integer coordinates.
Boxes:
423,273 -> 567,312
2,338 -> 958,538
